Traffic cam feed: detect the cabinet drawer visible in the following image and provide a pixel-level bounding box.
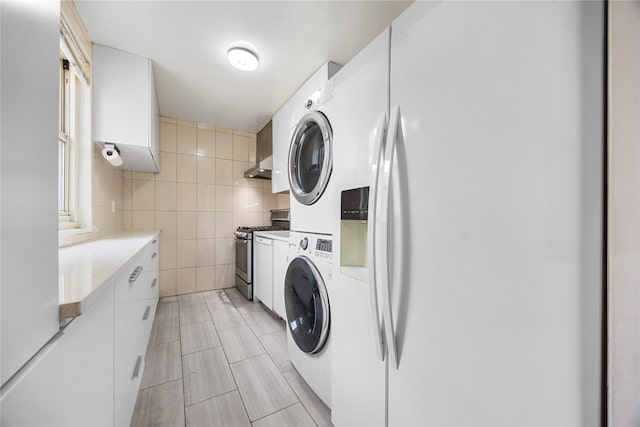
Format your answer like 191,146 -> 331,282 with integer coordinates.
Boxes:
137,240 -> 159,273
114,298 -> 155,426
114,351 -> 145,427
116,299 -> 156,355
117,270 -> 158,303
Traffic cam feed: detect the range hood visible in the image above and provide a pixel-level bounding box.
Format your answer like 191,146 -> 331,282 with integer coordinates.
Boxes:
245,120 -> 273,179
245,155 -> 273,179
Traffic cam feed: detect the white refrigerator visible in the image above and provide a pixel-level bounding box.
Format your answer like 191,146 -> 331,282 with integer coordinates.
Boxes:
332,1 -> 604,425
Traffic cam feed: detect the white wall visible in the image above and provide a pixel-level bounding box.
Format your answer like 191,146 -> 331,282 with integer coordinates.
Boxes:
608,1 -> 640,425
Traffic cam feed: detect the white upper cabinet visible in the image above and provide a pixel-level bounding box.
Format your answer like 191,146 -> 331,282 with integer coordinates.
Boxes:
271,62 -> 341,193
93,44 -> 160,173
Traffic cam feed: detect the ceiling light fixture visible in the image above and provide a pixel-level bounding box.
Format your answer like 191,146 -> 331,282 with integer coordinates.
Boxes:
227,46 -> 258,72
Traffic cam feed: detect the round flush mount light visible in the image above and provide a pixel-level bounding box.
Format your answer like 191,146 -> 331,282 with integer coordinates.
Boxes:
227,46 -> 258,72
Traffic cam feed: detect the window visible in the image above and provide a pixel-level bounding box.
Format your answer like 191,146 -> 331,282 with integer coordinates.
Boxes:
58,58 -> 70,215
58,34 -> 90,233
58,52 -> 79,230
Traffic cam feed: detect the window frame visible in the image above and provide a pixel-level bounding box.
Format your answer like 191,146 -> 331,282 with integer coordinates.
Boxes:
58,57 -> 71,216
58,37 -> 89,234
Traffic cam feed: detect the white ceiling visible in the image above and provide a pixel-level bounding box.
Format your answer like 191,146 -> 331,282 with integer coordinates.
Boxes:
75,1 -> 412,133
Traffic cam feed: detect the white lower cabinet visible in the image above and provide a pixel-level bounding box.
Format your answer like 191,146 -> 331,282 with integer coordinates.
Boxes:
114,299 -> 154,426
114,241 -> 159,426
254,235 -> 274,310
272,239 -> 288,319
0,285 -> 115,426
0,236 -> 159,427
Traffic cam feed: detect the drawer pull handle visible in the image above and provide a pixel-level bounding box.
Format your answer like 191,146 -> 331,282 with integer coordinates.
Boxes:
152,239 -> 157,244
132,355 -> 143,380
142,305 -> 151,321
129,266 -> 143,282
152,252 -> 157,259
151,278 -> 157,288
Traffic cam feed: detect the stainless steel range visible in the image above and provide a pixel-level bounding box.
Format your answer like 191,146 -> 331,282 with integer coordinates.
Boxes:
234,210 -> 290,300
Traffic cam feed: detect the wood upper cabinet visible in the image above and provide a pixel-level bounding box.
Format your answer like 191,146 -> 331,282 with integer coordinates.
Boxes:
92,44 -> 160,173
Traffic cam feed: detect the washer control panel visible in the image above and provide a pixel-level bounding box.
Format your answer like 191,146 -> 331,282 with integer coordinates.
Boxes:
289,232 -> 332,260
316,239 -> 332,253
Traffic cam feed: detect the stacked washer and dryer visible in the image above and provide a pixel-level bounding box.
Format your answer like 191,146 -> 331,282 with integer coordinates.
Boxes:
283,81 -> 339,408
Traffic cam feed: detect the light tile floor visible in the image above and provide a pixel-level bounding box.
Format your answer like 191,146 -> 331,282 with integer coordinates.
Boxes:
131,288 -> 332,427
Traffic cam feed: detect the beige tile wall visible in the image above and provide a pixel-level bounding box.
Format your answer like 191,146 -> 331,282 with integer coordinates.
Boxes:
59,144 -> 125,247
92,144 -> 126,237
124,116 -> 289,296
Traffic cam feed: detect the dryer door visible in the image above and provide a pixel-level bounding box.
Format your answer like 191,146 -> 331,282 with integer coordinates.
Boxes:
284,256 -> 330,353
288,111 -> 333,205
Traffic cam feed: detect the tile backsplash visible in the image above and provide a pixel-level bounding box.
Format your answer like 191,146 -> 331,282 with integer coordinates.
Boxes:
59,144 -> 126,248
124,117 -> 289,296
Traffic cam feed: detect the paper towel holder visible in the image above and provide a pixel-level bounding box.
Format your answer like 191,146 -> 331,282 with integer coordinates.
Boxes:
102,143 -> 123,167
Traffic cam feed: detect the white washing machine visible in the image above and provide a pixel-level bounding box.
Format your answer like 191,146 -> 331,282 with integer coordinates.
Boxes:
288,81 -> 338,235
284,231 -> 333,407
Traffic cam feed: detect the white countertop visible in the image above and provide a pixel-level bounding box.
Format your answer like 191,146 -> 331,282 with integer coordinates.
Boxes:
253,230 -> 290,242
58,231 -> 159,318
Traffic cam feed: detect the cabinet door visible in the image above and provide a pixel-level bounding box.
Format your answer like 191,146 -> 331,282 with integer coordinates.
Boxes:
114,239 -> 159,426
272,240 -> 288,319
92,44 -> 159,172
1,286 -> 115,426
271,105 -> 293,193
149,63 -> 160,171
254,236 -> 274,309
0,0 -> 61,386
114,298 -> 152,427
93,44 -> 149,148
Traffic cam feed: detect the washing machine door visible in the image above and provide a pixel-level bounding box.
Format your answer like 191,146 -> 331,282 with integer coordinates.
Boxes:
288,111 -> 333,205
284,256 -> 330,354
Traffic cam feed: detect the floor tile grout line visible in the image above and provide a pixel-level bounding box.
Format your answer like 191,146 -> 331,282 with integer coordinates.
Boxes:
178,297 -> 188,427
136,289 -> 321,427
181,342 -> 223,358
207,301 -> 255,425
284,372 -> 325,427
227,350 -> 302,423
249,401 -> 303,425
182,388 -> 240,411
140,375 -> 184,392
228,363 -> 257,424
209,292 -> 301,423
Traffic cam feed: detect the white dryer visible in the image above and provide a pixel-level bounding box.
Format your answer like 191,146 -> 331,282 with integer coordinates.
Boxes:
284,231 -> 333,407
288,82 -> 338,235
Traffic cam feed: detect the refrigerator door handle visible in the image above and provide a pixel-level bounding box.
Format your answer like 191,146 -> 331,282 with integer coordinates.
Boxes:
378,105 -> 400,370
367,112 -> 387,362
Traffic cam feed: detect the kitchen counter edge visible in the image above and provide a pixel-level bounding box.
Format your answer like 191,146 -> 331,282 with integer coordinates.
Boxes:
58,231 -> 160,320
253,230 -> 290,242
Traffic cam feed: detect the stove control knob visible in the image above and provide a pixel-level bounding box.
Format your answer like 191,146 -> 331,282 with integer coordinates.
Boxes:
300,238 -> 308,251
